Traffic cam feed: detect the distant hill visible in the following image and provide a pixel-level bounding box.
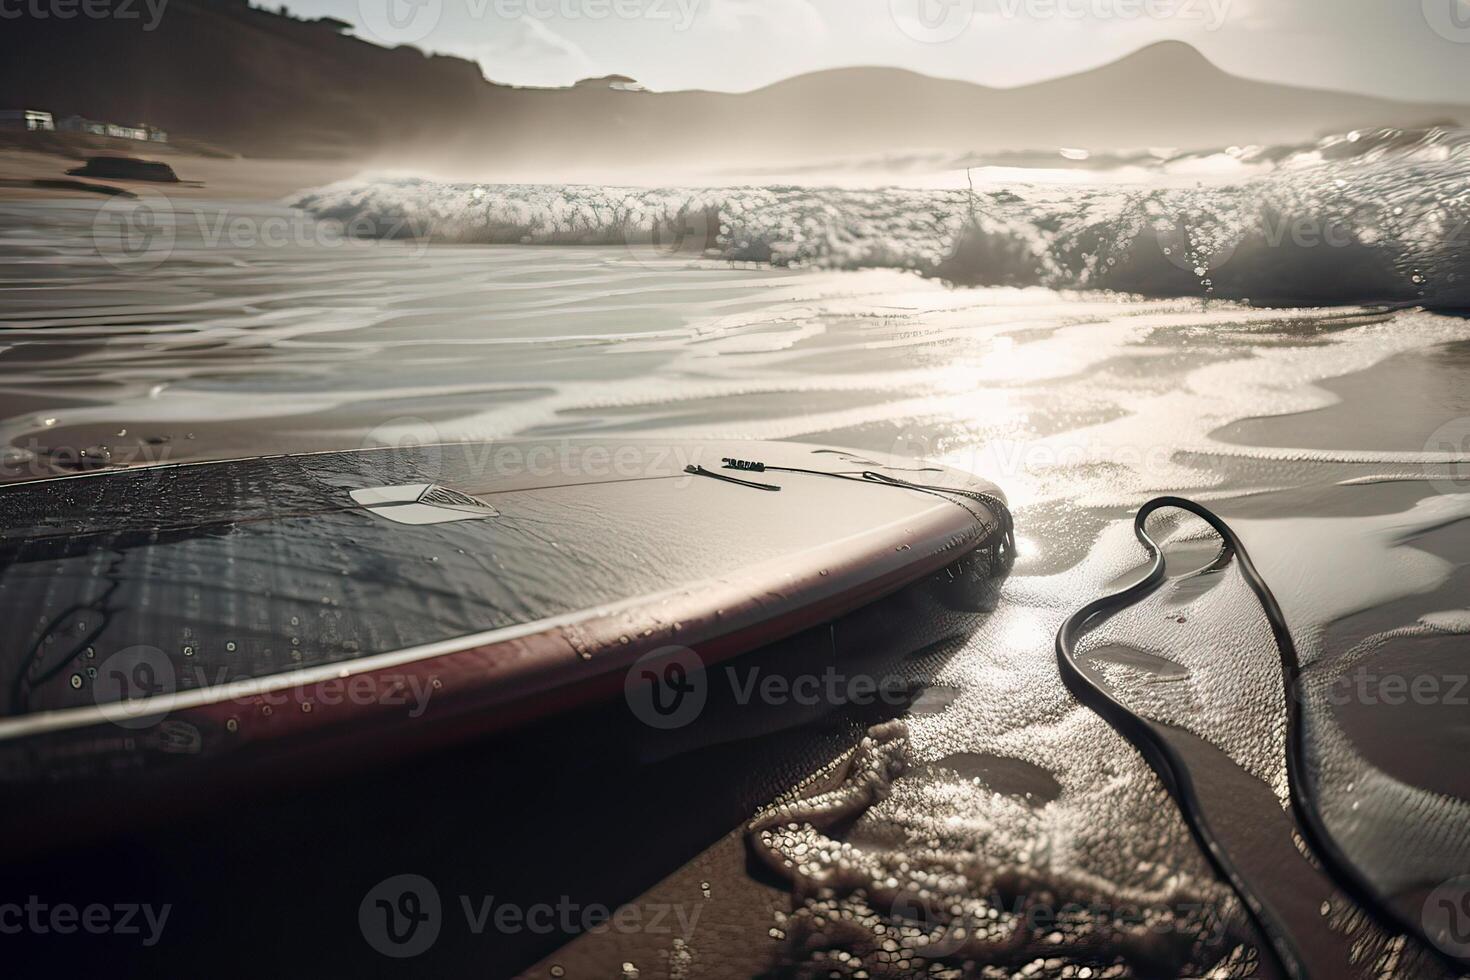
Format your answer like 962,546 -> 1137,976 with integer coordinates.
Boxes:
730,43 -> 1468,156
1,0 -> 490,159
3,1 -> 1464,175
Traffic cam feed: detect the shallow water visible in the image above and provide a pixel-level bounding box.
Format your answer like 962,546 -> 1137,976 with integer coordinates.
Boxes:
3,198 -> 1470,976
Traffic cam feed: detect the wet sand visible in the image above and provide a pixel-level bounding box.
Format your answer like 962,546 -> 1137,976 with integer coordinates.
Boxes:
0,147 -> 362,202
1214,338 -> 1470,453
3,200 -> 1470,976
517,324 -> 1470,977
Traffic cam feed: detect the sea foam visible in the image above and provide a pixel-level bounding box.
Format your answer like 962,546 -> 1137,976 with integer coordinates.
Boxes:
290,127 -> 1470,309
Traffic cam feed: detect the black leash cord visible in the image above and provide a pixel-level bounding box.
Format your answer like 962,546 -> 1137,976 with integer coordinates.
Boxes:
1056,496 -> 1467,979
761,465 -> 1016,563
683,464 -> 780,491
857,469 -> 1015,561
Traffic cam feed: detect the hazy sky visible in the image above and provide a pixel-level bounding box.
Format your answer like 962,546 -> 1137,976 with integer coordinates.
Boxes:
288,0 -> 1470,102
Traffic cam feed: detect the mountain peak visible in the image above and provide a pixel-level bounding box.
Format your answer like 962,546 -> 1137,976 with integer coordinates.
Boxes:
1116,40 -> 1220,70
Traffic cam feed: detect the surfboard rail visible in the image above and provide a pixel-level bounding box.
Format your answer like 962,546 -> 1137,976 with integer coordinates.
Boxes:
0,439 -> 1011,836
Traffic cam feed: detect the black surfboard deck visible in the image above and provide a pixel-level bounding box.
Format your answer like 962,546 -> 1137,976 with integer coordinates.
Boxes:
0,438 -> 1008,805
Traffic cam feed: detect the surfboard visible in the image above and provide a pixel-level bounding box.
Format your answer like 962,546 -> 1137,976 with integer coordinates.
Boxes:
0,439 -> 1009,801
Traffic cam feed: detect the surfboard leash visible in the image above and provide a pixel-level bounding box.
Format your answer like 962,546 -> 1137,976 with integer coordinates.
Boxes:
681,458 -> 1016,564
682,463 -> 780,491
855,469 -> 1015,563
1057,496 -> 1469,979
781,466 -> 1014,565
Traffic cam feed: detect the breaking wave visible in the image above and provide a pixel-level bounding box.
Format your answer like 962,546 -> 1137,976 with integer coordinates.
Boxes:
290,127 -> 1470,309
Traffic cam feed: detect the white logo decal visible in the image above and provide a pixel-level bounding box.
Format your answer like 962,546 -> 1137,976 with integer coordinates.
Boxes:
351,484 -> 499,525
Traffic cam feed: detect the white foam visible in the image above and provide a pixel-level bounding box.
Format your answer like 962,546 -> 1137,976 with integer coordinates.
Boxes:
290,127 -> 1470,309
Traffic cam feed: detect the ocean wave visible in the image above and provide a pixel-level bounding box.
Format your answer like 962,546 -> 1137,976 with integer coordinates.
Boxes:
730,123 -> 1470,178
289,127 -> 1470,309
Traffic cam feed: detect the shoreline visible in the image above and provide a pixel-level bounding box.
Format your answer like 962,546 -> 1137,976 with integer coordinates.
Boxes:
4,198 -> 1470,975
0,147 -> 361,203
